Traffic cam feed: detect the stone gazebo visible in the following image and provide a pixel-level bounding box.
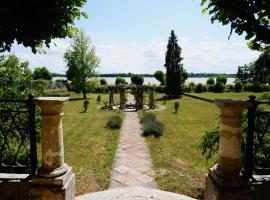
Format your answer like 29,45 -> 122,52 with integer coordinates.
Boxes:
106,85 -> 156,111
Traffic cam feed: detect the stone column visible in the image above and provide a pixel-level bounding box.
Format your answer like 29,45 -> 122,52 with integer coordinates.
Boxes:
205,99 -> 251,200
109,88 -> 114,107
30,97 -> 75,200
149,88 -> 156,109
120,87 -> 125,109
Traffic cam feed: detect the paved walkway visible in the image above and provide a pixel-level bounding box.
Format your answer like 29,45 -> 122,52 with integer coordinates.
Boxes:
110,94 -> 156,189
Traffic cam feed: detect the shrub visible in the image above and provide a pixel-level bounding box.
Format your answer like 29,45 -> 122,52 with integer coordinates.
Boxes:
156,85 -> 166,93
97,95 -> 101,102
226,84 -> 234,92
252,82 -> 269,92
214,82 -> 225,93
198,127 -> 220,160
83,99 -> 89,112
106,115 -> 123,129
234,82 -> 242,92
216,74 -> 227,85
115,77 -> 127,85
207,84 -> 215,92
100,78 -> 107,85
140,112 -> 156,124
195,83 -> 204,93
131,74 -> 144,85
174,102 -> 180,113
243,83 -> 253,91
206,77 -> 215,85
143,120 -> 164,138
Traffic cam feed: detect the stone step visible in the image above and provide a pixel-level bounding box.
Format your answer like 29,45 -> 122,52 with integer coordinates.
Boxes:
76,187 -> 196,200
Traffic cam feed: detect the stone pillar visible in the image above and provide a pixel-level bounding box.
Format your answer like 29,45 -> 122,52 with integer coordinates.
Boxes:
205,99 -> 252,200
120,87 -> 125,109
30,97 -> 75,200
109,88 -> 114,107
149,89 -> 156,109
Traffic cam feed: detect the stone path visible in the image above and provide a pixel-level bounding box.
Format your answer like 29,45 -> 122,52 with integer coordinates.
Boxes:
110,94 -> 156,189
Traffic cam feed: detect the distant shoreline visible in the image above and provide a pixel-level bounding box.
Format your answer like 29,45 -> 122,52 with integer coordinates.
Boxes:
52,73 -> 236,78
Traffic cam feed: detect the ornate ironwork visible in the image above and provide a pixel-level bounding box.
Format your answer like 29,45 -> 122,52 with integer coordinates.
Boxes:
244,96 -> 270,177
0,95 -> 37,176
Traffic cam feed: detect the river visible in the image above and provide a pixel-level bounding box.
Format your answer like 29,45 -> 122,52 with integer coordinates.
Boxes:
53,77 -> 236,85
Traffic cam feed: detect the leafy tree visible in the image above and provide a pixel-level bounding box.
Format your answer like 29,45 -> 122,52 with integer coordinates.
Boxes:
206,77 -> 215,85
33,67 -> 52,80
0,54 -> 32,99
64,31 -> 100,99
115,77 -> 127,85
253,52 -> 270,83
216,74 -> 227,85
201,0 -> 270,52
154,70 -> 165,85
236,64 -> 250,83
131,74 -> 144,85
100,78 -> 107,85
165,30 -> 187,98
0,0 -> 87,53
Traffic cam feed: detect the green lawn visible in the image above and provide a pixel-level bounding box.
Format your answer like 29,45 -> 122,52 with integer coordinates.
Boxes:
62,93 -> 123,195
146,92 -> 269,199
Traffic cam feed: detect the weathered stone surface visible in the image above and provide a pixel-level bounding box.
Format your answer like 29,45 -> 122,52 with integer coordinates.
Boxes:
76,187 -> 195,200
35,97 -> 69,178
30,167 -> 75,200
0,180 -> 30,200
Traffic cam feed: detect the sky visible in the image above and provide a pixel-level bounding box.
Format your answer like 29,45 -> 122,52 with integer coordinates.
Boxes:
11,0 -> 260,74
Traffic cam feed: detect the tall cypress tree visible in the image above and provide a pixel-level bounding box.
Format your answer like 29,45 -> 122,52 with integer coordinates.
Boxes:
165,30 -> 186,97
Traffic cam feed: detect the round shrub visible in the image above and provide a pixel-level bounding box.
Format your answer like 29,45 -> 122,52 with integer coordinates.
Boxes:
143,121 -> 164,138
107,115 -> 123,129
195,83 -> 204,93
214,82 -> 225,93
140,112 -> 156,124
234,82 -> 242,92
206,77 -> 215,85
225,84 -> 234,92
207,84 -> 215,92
100,78 -> 107,85
216,74 -> 227,85
115,77 -> 127,85
131,74 -> 144,85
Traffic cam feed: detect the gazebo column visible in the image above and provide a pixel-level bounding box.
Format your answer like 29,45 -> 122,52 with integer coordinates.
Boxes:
30,97 -> 75,200
120,87 -> 125,109
205,99 -> 251,200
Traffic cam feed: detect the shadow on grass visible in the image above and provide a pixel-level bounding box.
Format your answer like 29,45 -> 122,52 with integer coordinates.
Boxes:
70,97 -> 91,101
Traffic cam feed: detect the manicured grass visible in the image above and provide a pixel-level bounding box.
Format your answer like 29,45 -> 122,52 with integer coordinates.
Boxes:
62,93 -> 123,195
146,92 -> 269,199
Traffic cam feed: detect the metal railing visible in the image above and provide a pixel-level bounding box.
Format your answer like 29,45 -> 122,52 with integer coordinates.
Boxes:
244,96 -> 270,178
0,94 -> 37,177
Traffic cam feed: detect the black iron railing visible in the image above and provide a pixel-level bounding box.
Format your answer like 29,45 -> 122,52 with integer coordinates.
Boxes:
0,94 -> 37,176
244,96 -> 270,178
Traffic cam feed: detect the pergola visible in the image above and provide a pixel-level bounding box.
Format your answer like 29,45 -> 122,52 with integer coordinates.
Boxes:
108,85 -> 156,110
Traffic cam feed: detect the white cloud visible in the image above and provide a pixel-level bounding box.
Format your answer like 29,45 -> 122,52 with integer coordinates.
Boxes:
10,35 -> 260,74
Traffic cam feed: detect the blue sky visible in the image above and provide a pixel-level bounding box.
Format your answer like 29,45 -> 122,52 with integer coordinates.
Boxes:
11,0 -> 260,74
